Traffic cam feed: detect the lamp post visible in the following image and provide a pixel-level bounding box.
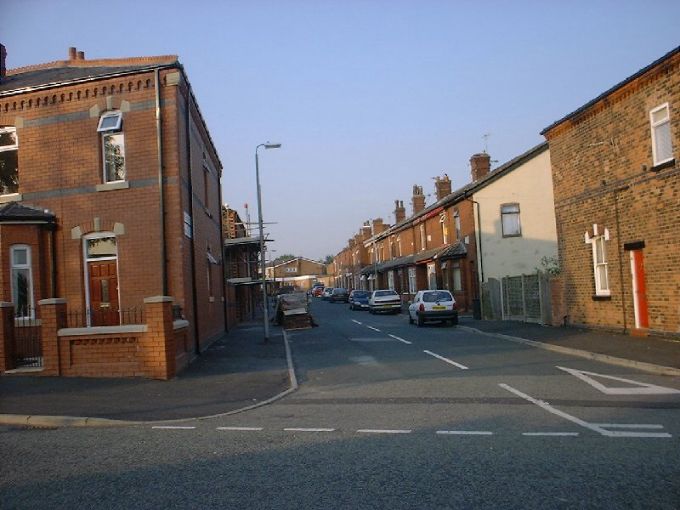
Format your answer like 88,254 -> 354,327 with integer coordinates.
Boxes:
256,142 -> 281,342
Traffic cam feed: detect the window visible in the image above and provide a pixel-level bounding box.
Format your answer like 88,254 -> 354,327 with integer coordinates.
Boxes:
203,165 -> 211,209
0,126 -> 19,195
592,235 -> 610,296
440,213 -> 449,244
452,262 -> 462,291
98,112 -> 125,183
650,103 -> 673,165
501,203 -> 521,237
419,224 -> 426,251
11,245 -> 33,318
397,236 -> 402,257
454,212 -> 461,240
387,271 -> 395,290
408,267 -> 417,294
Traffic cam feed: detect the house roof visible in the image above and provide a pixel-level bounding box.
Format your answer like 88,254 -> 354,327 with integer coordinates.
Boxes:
541,45 -> 680,136
271,257 -> 324,269
434,240 -> 467,260
366,141 -> 549,245
0,202 -> 55,222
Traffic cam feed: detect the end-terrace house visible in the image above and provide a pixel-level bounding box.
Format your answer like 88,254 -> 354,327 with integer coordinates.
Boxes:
0,45 -> 226,378
542,45 -> 679,336
267,257 -> 326,290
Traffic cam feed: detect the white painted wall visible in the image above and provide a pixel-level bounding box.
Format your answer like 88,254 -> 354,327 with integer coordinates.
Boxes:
473,148 -> 557,281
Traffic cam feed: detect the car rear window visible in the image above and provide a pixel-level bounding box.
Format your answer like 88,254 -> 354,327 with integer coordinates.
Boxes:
353,291 -> 369,297
334,288 -> 347,293
422,291 -> 453,302
375,290 -> 398,297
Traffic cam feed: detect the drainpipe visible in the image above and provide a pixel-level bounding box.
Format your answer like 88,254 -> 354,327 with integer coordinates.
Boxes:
613,185 -> 629,332
155,68 -> 168,296
48,221 -> 57,297
217,179 -> 228,334
184,83 -> 201,355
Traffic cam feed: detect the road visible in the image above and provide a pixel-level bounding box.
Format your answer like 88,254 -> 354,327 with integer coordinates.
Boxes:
2,299 -> 680,509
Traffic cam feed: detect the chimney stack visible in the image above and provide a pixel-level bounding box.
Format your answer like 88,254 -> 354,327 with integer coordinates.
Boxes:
470,153 -> 491,181
69,47 -> 77,60
77,50 -> 85,60
372,218 -> 385,236
360,222 -> 372,240
412,185 -> 425,215
435,174 -> 452,201
394,200 -> 406,224
0,44 -> 6,80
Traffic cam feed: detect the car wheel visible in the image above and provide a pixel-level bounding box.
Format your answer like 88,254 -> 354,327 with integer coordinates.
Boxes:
417,315 -> 424,327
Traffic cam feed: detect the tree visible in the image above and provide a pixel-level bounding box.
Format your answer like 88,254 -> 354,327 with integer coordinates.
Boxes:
272,254 -> 296,265
322,255 -> 334,265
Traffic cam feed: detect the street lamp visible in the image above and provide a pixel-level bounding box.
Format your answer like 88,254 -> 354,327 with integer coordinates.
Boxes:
256,142 -> 281,342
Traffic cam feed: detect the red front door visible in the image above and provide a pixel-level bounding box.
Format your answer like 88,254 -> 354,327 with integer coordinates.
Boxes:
88,261 -> 119,326
630,250 -> 649,329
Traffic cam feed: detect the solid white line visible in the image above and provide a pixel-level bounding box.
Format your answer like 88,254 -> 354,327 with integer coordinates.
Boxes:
499,383 -> 610,436
592,423 -> 664,429
522,432 -> 580,437
423,350 -> 468,369
366,326 -> 381,332
356,429 -> 412,434
604,431 -> 672,438
151,426 -> 196,430
389,334 -> 412,345
351,319 -> 363,325
284,428 -> 335,432
216,426 -> 263,431
436,430 -> 493,435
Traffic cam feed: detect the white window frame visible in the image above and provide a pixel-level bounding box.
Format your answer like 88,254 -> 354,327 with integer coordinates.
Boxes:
440,213 -> 449,244
99,111 -> 126,184
0,126 -> 19,196
501,203 -> 522,237
419,224 -> 426,251
454,212 -> 461,240
591,235 -> 610,296
650,103 -> 673,166
11,245 -> 34,319
408,267 -> 417,294
387,270 -> 395,290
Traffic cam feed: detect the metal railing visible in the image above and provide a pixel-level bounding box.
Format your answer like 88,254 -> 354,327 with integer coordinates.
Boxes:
63,307 -> 145,328
13,305 -> 42,368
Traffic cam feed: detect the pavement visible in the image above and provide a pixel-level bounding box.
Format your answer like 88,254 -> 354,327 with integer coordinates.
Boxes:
0,316 -> 678,426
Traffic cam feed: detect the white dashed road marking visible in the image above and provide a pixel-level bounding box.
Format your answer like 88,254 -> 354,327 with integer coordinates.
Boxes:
284,428 -> 336,432
366,326 -> 381,332
351,320 -> 363,325
522,432 -> 580,437
216,426 -> 263,431
388,334 -> 412,345
357,429 -> 412,434
436,430 -> 493,436
423,350 -> 468,370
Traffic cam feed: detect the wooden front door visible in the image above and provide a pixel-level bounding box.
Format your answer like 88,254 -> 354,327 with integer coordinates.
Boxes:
630,249 -> 649,329
88,261 -> 119,326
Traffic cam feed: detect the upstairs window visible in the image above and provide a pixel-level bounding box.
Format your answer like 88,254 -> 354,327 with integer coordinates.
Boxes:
592,235 -> 610,296
501,203 -> 521,237
650,103 -> 673,166
454,212 -> 461,240
440,213 -> 449,244
419,224 -> 426,251
0,126 -> 19,195
98,112 -> 126,183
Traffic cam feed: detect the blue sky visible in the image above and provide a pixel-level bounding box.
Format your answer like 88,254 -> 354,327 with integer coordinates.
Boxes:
3,1 -> 679,260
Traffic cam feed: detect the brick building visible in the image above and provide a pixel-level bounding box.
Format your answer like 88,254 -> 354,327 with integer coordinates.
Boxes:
0,45 -> 226,378
267,257 -> 326,290
542,46 -> 679,336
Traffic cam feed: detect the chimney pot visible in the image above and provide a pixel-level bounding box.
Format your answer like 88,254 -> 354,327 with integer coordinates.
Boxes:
69,47 -> 77,60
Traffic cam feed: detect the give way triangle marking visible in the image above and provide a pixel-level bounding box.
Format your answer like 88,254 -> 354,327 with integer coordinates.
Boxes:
556,366 -> 680,395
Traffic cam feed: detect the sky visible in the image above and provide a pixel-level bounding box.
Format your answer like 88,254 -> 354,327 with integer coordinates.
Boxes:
2,1 -> 680,261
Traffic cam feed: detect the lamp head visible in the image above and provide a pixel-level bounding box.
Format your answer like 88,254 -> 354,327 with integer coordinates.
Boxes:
264,143 -> 281,149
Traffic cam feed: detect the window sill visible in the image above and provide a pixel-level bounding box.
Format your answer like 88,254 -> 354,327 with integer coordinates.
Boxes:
592,294 -> 611,301
0,193 -> 22,204
209,296 -> 215,303
96,181 -> 130,192
651,159 -> 675,172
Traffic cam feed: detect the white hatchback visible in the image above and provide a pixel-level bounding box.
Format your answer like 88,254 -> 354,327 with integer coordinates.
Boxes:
408,290 -> 458,327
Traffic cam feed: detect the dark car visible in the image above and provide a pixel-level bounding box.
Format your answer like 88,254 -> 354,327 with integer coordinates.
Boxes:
329,287 -> 350,303
348,290 -> 370,310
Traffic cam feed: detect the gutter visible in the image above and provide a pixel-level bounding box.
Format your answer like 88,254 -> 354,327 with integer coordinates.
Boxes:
154,68 -> 167,296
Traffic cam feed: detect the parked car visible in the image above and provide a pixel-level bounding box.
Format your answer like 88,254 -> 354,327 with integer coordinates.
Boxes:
348,290 -> 370,310
276,285 -> 296,296
408,289 -> 458,327
322,288 -> 334,300
368,289 -> 402,314
312,285 -> 325,297
330,287 -> 350,303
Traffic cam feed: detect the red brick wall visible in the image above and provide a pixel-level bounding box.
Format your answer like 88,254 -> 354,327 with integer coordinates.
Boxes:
545,53 -> 680,334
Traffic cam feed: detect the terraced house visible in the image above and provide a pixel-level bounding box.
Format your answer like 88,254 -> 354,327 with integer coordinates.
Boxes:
543,45 -> 679,336
0,45 -> 226,378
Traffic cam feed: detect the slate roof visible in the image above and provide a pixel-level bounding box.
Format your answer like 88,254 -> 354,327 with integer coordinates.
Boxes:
0,202 -> 55,222
434,240 -> 467,260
